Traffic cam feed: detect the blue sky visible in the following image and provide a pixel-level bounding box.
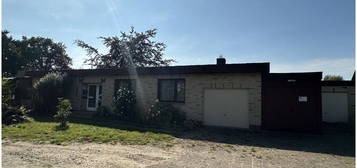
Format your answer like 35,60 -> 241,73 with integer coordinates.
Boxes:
3,0 -> 355,79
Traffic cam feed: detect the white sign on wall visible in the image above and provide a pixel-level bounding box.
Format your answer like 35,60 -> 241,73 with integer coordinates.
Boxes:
298,96 -> 308,102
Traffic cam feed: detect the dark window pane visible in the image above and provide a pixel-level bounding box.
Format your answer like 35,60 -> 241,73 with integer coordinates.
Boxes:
114,79 -> 136,96
119,81 -> 130,89
158,79 -> 185,102
176,80 -> 185,102
130,80 -> 136,91
98,85 -> 102,106
88,85 -> 96,108
114,80 -> 120,95
159,80 -> 176,101
81,86 -> 88,99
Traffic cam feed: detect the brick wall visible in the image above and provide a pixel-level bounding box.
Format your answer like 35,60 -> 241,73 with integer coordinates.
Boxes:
69,72 -> 262,127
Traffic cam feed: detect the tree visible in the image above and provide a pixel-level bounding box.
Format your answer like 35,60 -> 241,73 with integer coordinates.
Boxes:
20,36 -> 72,72
2,31 -> 72,77
2,31 -> 21,77
323,75 -> 344,81
75,27 -> 174,69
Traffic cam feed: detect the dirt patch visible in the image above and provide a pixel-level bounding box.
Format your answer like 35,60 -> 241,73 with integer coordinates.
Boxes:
2,141 -> 178,168
3,137 -> 354,168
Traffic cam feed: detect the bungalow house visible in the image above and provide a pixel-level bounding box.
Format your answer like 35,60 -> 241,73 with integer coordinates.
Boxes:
25,58 -> 268,129
19,58 -> 354,132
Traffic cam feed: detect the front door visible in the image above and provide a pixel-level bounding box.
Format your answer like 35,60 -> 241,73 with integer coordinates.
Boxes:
87,85 -> 101,111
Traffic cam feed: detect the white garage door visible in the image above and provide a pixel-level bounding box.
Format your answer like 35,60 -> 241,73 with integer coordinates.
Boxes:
204,89 -> 249,128
322,92 -> 348,123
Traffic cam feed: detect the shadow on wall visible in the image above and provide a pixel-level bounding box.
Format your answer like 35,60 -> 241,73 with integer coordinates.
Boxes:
32,115 -> 355,157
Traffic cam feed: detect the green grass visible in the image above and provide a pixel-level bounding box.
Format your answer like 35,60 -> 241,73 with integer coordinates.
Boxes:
2,119 -> 174,145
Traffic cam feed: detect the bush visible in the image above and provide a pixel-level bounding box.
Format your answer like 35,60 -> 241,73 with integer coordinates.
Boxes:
2,78 -> 15,106
53,98 -> 72,128
33,72 -> 72,116
93,106 -> 111,118
2,103 -> 30,125
145,100 -> 185,126
112,88 -> 136,121
183,120 -> 203,131
2,78 -> 30,125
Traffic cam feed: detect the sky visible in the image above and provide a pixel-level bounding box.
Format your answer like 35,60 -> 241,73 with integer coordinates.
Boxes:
2,0 -> 355,79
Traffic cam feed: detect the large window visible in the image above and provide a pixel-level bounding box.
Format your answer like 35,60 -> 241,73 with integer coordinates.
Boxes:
114,79 -> 136,96
158,79 -> 185,102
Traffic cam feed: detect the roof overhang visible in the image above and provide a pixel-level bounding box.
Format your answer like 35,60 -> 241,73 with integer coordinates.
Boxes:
25,63 -> 270,77
321,81 -> 355,86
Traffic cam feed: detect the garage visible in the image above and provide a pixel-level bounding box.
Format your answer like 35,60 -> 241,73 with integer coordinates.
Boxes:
203,89 -> 249,128
321,80 -> 355,124
262,72 -> 322,132
322,92 -> 348,123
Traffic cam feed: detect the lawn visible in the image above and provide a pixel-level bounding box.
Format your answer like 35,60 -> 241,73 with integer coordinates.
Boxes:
2,118 -> 175,145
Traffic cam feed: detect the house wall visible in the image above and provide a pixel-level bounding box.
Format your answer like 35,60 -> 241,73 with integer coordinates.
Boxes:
72,73 -> 262,127
321,86 -> 355,124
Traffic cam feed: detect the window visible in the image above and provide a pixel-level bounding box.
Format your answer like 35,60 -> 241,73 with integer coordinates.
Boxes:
81,84 -> 88,99
158,79 -> 185,102
98,85 -> 103,106
114,79 -> 136,96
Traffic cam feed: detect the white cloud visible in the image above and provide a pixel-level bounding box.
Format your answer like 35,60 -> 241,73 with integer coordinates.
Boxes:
271,57 -> 355,79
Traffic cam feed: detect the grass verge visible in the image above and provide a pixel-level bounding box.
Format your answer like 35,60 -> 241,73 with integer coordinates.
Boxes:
2,119 -> 174,145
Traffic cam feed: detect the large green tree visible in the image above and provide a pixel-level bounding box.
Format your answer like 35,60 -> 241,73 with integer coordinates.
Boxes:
20,36 -> 72,72
75,27 -> 174,69
2,31 -> 21,77
2,31 -> 72,77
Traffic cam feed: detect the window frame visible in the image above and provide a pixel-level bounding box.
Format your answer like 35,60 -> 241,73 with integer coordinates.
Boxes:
114,79 -> 136,97
157,79 -> 185,103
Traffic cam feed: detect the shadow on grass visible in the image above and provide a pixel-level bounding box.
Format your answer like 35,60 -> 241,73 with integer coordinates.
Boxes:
54,125 -> 69,131
30,115 -> 355,157
31,115 -> 180,135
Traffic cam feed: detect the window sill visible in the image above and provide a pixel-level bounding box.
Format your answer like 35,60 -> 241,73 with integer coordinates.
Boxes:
158,100 -> 185,103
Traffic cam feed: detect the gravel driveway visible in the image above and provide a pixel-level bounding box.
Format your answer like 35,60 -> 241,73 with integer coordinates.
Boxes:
3,127 -> 355,168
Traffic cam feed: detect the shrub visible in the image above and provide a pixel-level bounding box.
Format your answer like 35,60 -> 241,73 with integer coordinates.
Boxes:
2,78 -> 15,106
172,108 -> 186,125
145,100 -> 185,126
54,98 -> 72,128
112,88 -> 136,121
2,78 -> 30,125
183,120 -> 203,131
2,103 -> 30,125
93,106 -> 111,118
33,72 -> 72,116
